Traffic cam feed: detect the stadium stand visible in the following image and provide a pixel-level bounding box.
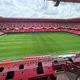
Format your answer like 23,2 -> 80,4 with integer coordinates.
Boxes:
0,18 -> 80,34
0,54 -> 80,80
0,55 -> 57,80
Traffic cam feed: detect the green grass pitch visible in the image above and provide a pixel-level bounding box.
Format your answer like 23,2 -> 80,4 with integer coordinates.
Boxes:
0,32 -> 80,60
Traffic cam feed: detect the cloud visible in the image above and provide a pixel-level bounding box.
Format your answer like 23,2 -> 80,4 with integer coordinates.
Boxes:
0,0 -> 80,19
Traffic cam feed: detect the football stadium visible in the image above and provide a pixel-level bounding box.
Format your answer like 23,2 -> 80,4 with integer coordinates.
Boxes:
0,18 -> 80,80
0,0 -> 80,80
0,18 -> 80,60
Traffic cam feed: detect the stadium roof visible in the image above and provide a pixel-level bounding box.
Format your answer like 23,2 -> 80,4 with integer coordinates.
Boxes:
0,17 -> 80,23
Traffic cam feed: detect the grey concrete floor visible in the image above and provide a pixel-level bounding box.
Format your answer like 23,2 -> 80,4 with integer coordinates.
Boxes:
57,71 -> 78,80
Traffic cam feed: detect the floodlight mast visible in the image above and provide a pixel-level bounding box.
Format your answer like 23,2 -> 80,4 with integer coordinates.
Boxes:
46,0 -> 80,6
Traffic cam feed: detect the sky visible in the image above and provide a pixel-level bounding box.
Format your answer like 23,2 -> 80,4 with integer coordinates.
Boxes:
0,0 -> 80,19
